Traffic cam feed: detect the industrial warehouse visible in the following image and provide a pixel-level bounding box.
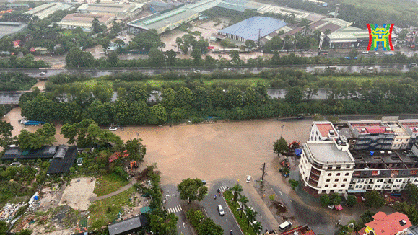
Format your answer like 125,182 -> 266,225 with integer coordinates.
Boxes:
217,17 -> 287,43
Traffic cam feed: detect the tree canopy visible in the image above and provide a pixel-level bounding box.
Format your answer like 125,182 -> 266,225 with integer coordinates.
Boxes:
177,178 -> 208,203
17,123 -> 56,150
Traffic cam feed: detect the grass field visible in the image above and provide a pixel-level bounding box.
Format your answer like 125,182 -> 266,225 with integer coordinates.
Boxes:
317,75 -> 401,84
93,174 -> 129,197
89,186 -> 135,230
335,0 -> 418,16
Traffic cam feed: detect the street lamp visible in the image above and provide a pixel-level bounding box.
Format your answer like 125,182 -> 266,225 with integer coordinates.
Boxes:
281,124 -> 285,137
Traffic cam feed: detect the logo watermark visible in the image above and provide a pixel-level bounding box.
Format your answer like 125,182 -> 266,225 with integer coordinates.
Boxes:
367,24 -> 394,51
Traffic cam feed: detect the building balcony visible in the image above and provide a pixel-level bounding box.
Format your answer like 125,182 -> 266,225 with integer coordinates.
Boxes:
308,179 -> 319,187
309,174 -> 319,182
310,168 -> 321,176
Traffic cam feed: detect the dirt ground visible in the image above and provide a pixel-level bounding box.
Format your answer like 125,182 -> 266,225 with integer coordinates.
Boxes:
59,178 -> 96,211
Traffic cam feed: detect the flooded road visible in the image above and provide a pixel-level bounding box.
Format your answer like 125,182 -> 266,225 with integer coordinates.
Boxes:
2,105 -> 312,185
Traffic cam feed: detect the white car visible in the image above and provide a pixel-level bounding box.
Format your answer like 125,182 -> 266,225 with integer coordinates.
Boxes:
246,175 -> 251,183
109,127 -> 118,131
40,71 -> 46,76
218,205 -> 225,216
362,51 -> 369,54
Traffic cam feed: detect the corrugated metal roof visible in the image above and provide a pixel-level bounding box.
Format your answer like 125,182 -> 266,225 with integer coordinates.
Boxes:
219,17 -> 286,41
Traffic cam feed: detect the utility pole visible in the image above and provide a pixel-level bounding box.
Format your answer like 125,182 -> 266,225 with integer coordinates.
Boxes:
258,28 -> 261,48
261,162 -> 266,182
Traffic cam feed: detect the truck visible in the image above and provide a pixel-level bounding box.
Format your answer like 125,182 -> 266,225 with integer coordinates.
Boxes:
20,119 -> 45,126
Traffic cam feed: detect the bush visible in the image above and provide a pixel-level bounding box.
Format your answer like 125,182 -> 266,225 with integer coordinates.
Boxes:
346,195 -> 357,207
289,179 -> 299,190
320,194 -> 330,207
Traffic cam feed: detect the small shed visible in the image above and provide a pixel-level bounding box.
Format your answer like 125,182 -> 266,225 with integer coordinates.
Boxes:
108,215 -> 148,235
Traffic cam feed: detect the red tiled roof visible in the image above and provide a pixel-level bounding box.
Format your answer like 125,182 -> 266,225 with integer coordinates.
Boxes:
365,212 -> 412,235
365,127 -> 386,134
316,123 -> 334,137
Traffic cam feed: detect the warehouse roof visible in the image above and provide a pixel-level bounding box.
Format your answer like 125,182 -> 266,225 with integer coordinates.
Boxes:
219,17 -> 286,41
108,215 -> 148,235
47,146 -> 77,174
328,26 -> 369,42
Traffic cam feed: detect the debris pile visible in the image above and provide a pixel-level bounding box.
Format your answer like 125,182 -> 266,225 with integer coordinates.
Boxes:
0,202 -> 27,223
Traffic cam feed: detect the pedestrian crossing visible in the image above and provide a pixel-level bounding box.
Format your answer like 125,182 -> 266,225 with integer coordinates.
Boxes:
218,186 -> 229,192
167,205 -> 182,214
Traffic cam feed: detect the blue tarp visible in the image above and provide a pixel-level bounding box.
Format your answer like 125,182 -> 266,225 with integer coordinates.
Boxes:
140,207 -> 151,214
218,17 -> 287,41
295,148 -> 302,156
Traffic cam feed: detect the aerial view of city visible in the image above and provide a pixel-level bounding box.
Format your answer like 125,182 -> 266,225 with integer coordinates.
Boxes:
0,0 -> 418,234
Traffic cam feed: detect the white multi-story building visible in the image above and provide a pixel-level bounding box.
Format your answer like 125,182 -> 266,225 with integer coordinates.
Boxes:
300,121 -> 418,195
300,139 -> 355,194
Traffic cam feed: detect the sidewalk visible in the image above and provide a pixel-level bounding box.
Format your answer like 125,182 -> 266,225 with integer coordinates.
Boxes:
242,183 -> 281,230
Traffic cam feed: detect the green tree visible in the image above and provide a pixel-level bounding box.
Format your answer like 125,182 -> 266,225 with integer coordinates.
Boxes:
129,29 -> 164,52
231,183 -> 243,202
245,207 -> 257,227
177,178 -> 208,204
245,40 -> 257,49
148,48 -> 165,67
273,137 -> 288,155
0,121 -> 14,148
191,47 -> 202,65
330,193 -> 342,205
0,221 -> 8,234
17,123 -> 56,150
165,49 -> 177,66
239,194 -> 249,217
149,104 -> 168,125
289,179 -> 299,190
364,190 -> 385,208
346,195 -> 357,207
198,218 -> 223,235
125,138 -> 146,162
65,47 -> 95,68
406,183 -> 418,204
107,52 -> 119,67
285,87 -> 303,104
186,209 -> 205,228
92,17 -> 106,34
230,50 -> 241,65
320,194 -> 330,207
149,212 -> 178,235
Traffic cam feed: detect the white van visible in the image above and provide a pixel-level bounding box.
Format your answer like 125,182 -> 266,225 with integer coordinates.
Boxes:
279,221 -> 292,231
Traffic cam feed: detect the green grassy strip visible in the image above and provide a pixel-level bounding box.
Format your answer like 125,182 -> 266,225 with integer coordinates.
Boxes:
224,190 -> 257,235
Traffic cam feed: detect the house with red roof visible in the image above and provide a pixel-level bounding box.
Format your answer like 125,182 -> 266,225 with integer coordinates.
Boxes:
358,212 -> 411,235
309,121 -> 339,142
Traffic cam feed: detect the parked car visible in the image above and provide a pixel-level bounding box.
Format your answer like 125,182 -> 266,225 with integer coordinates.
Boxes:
40,71 -> 46,76
362,51 -> 369,54
409,63 -> 417,68
218,205 -> 225,216
109,126 -> 118,131
279,221 -> 292,231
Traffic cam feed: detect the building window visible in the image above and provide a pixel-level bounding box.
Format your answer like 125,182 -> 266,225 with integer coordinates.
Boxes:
333,185 -> 337,188
378,179 -> 383,182
328,173 -> 332,176
326,179 -> 330,182
328,166 -> 332,170
335,179 -> 339,182
343,179 -> 347,182
325,185 -> 328,187
345,173 -> 349,176
336,173 -> 341,176
336,165 -> 341,170
341,184 -> 345,187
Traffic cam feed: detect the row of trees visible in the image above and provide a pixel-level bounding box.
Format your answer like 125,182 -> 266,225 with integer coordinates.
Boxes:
186,209 -> 223,235
18,68 -> 418,126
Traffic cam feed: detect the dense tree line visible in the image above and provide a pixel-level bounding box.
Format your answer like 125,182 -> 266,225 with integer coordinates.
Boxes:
17,68 -> 418,126
0,72 -> 38,91
0,55 -> 48,68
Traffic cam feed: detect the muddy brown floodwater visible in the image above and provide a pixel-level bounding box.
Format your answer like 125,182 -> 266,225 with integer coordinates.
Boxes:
3,106 -> 313,185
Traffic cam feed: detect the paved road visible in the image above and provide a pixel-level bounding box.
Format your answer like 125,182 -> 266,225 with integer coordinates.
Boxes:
161,184 -> 193,235
0,63 -> 413,79
201,180 -> 242,235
